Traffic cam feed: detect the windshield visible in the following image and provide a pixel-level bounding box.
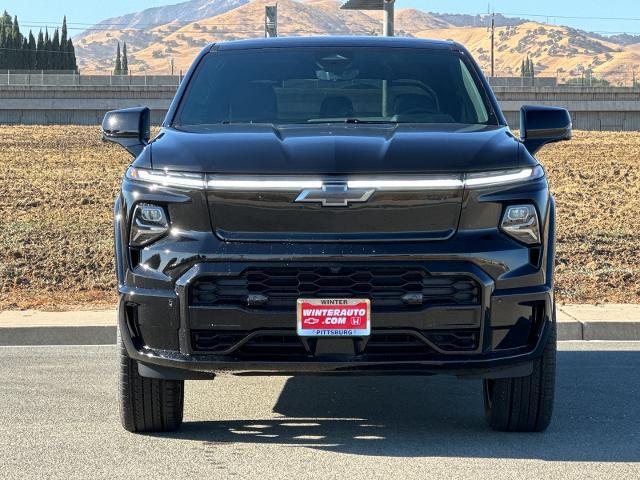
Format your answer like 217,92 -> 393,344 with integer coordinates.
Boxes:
174,47 -> 496,127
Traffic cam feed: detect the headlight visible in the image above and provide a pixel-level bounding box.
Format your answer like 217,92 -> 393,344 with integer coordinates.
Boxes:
464,166 -> 544,188
126,167 -> 205,188
130,203 -> 169,247
500,204 -> 540,245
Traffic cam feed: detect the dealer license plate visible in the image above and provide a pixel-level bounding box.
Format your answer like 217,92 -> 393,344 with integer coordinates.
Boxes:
296,298 -> 371,337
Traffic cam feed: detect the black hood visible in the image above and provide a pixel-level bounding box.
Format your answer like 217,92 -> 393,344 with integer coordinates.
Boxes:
150,123 -> 522,174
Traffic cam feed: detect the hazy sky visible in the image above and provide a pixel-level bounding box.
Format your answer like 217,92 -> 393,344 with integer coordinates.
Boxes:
3,0 -> 640,36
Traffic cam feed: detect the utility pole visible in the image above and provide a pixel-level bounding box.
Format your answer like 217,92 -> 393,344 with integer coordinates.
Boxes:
265,5 -> 278,38
490,12 -> 495,78
383,0 -> 395,37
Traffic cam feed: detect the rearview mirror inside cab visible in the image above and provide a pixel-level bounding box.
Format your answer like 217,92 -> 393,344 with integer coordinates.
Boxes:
102,107 -> 151,157
520,105 -> 572,155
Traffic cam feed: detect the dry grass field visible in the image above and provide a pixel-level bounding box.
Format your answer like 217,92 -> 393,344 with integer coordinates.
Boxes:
0,126 -> 639,310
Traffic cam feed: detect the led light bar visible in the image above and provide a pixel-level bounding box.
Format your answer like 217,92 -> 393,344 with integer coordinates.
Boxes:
347,177 -> 464,190
126,167 -> 543,191
207,177 -> 323,190
463,167 -> 542,188
126,167 -> 205,189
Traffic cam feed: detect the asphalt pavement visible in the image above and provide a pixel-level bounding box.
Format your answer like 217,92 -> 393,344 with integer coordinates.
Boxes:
1,342 -> 639,479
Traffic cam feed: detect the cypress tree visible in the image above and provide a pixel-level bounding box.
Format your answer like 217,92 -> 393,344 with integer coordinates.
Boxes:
36,29 -> 44,70
21,37 -> 28,69
529,58 -> 535,79
114,42 -> 122,75
520,59 -> 526,77
52,28 -> 60,70
28,31 -> 36,69
0,12 -> 77,70
0,15 -> 5,70
12,15 -> 22,69
67,38 -> 77,72
44,28 -> 51,70
12,15 -> 20,42
122,42 -> 128,75
1,13 -> 13,69
61,16 -> 68,70
0,12 -> 5,44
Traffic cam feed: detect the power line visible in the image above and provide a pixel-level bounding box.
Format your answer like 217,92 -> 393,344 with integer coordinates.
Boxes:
24,20 -> 257,27
0,46 -> 74,54
20,11 -> 640,28
19,23 -> 264,33
496,12 -> 640,22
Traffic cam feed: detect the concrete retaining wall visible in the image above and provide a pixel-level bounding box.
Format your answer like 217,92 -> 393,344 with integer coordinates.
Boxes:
2,84 -> 640,130
0,85 -> 176,125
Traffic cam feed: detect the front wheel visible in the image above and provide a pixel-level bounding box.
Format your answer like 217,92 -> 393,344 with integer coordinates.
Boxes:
118,331 -> 184,433
483,321 -> 556,432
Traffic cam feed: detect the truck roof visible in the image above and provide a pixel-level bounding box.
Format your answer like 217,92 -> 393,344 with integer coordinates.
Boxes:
212,36 -> 457,51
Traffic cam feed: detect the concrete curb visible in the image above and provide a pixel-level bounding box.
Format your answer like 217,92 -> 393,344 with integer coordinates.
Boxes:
557,304 -> 640,341
0,309 -> 116,346
1,306 -> 640,345
0,326 -> 116,346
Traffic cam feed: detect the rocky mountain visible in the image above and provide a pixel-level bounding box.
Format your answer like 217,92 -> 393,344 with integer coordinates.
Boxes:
73,0 -> 640,85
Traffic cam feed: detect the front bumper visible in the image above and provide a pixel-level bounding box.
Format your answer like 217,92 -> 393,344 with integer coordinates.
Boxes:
118,259 -> 554,379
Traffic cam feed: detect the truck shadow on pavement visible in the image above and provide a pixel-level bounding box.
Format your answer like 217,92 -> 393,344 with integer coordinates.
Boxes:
167,350 -> 640,461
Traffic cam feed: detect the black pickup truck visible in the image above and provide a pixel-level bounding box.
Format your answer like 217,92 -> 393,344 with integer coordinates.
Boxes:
103,36 -> 571,433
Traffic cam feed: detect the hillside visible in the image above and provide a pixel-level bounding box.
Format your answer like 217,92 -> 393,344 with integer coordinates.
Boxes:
74,0 -> 640,84
416,22 -> 640,85
88,0 -> 248,31
75,0 -> 454,73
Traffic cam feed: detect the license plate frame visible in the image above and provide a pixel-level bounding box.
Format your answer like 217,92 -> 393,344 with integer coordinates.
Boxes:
296,298 -> 371,337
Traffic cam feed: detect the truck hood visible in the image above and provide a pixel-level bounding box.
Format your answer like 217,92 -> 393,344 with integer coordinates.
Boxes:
149,123 -> 522,243
150,123 -> 521,174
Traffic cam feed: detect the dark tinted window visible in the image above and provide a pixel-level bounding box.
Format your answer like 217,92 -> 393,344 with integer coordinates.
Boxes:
175,47 -> 494,127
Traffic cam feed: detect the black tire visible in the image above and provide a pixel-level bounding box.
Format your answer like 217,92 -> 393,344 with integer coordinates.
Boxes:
118,331 -> 184,433
483,321 -> 556,432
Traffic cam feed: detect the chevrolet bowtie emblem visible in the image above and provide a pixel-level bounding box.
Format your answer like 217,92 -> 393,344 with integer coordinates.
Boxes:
295,183 -> 375,207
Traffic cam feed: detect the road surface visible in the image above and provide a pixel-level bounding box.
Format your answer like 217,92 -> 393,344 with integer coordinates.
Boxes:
1,342 -> 639,479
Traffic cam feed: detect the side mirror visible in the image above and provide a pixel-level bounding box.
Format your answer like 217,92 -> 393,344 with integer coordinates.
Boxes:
520,105 -> 572,155
102,107 -> 151,157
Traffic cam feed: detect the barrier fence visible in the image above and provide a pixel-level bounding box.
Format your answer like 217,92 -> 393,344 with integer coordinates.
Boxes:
0,71 -> 183,87
0,71 -> 590,89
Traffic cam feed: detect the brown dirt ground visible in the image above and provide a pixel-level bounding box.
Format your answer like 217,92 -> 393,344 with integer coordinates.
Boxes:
0,127 -> 638,310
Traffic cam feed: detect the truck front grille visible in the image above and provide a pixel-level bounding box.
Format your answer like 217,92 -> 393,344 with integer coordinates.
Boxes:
190,266 -> 480,311
190,329 -> 479,355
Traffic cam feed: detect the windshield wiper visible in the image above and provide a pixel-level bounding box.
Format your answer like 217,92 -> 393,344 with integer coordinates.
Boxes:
347,119 -> 399,124
307,117 -> 398,124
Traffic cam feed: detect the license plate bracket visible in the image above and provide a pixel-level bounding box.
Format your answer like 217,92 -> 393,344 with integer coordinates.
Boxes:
296,298 -> 371,337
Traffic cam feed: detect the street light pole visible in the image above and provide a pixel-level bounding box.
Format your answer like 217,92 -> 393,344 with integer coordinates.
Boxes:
490,12 -> 495,78
383,0 -> 395,37
265,5 -> 278,38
